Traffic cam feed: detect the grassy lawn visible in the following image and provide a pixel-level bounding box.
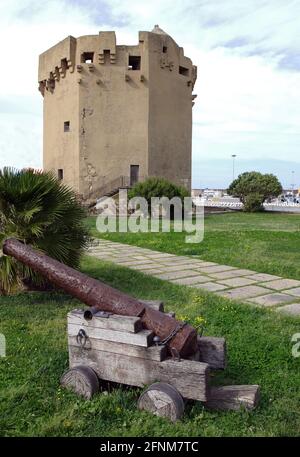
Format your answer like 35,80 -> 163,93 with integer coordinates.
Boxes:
0,255 -> 299,437
86,212 -> 300,280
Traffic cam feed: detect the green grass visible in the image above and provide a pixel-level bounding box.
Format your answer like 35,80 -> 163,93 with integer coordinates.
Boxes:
1,256 -> 299,437
86,212 -> 300,280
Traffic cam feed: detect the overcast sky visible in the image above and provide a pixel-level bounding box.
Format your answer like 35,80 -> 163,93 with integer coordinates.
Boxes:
0,0 -> 299,188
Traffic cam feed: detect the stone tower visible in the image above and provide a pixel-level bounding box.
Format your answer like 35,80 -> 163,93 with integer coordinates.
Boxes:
38,26 -> 197,199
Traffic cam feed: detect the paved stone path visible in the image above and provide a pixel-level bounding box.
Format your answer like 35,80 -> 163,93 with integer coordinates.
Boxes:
88,239 -> 300,317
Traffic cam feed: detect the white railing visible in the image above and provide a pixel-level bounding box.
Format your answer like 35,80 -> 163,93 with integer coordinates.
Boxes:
193,197 -> 300,210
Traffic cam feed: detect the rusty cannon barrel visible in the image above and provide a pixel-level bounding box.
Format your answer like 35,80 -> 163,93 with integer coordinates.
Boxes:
3,238 -> 198,358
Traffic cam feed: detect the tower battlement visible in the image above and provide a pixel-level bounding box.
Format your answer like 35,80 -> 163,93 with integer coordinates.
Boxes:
39,26 -> 197,198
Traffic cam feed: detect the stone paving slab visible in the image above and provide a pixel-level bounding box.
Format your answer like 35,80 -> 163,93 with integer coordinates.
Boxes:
171,275 -> 211,286
114,259 -> 154,266
275,303 -> 300,316
153,270 -> 201,280
245,273 -> 281,282
88,239 -> 300,317
196,265 -> 236,274
208,269 -> 256,279
193,282 -> 229,292
217,277 -> 258,288
159,260 -> 203,267
157,264 -> 202,272
260,279 -> 300,290
143,269 -> 165,275
193,262 -> 218,268
129,264 -> 163,271
145,253 -> 176,259
247,293 -> 296,307
216,285 -> 272,300
282,287 -> 300,297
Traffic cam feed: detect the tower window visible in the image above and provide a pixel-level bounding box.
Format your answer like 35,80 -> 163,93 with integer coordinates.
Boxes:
64,121 -> 70,132
81,52 -> 94,63
128,56 -> 141,70
163,46 -> 167,53
179,66 -> 189,76
58,169 -> 63,180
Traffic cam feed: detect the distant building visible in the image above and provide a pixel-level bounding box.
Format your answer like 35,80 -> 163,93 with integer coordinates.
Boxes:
38,26 -> 197,199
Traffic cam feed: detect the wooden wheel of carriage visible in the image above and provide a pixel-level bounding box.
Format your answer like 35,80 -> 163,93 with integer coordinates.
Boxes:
138,382 -> 185,422
60,365 -> 99,399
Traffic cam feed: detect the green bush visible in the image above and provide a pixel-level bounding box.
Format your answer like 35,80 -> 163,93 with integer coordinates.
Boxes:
228,171 -> 282,212
0,167 -> 90,294
243,192 -> 264,212
128,177 -> 189,216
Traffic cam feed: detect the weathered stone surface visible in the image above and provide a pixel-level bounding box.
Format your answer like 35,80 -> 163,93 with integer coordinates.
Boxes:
171,275 -> 211,286
154,270 -> 201,280
132,263 -> 162,271
88,240 -> 300,315
248,293 -> 295,307
132,255 -> 153,261
115,259 -> 154,266
146,253 -> 176,259
209,269 -> 257,280
159,264 -> 201,272
218,277 -> 257,288
217,285 -> 271,300
193,282 -> 229,292
41,31 -> 196,197
245,273 -> 281,282
143,269 -> 165,275
276,303 -> 300,316
260,279 -> 300,290
282,287 -> 300,297
196,265 -> 236,274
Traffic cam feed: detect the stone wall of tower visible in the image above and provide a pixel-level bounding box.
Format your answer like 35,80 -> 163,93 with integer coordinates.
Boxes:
39,36 -> 80,192
147,33 -> 196,191
75,32 -> 149,197
38,29 -> 197,198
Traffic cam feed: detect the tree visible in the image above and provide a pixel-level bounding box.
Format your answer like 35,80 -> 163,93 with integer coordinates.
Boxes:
227,171 -> 282,212
128,177 -> 189,217
0,167 -> 90,295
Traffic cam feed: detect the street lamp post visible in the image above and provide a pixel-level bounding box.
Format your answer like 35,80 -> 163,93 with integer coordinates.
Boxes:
231,155 -> 237,181
291,171 -> 295,193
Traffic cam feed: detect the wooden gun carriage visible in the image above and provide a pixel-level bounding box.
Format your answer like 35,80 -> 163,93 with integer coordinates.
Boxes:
3,238 -> 260,422
62,301 -> 260,422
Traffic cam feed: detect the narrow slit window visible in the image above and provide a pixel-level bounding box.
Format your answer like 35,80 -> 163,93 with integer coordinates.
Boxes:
58,169 -> 63,180
81,52 -> 94,63
163,46 -> 167,53
179,66 -> 189,76
128,55 -> 141,70
64,121 -> 70,132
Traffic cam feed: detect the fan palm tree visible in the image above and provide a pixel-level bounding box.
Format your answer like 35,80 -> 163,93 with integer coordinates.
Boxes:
0,167 -> 90,295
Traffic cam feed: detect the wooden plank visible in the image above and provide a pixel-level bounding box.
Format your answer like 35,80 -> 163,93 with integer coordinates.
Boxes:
68,309 -> 142,333
198,336 -> 226,370
205,385 -> 260,411
68,335 -> 167,362
68,323 -> 153,347
69,346 -> 209,401
140,300 -> 164,312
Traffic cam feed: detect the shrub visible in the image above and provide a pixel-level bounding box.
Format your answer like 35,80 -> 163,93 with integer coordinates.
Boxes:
243,192 -> 264,212
128,177 -> 189,217
228,171 -> 282,212
0,167 -> 90,294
